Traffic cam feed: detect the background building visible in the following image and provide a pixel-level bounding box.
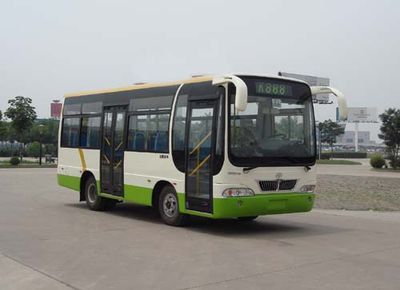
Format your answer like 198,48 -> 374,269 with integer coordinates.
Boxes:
336,131 -> 375,146
335,130 -> 385,152
50,100 -> 62,119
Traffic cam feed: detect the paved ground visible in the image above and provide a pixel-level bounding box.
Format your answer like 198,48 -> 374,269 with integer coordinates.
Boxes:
316,159 -> 400,178
315,174 -> 400,211
1,168 -> 400,290
315,159 -> 400,211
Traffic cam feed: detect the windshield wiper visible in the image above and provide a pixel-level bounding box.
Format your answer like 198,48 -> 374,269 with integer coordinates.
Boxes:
243,167 -> 258,173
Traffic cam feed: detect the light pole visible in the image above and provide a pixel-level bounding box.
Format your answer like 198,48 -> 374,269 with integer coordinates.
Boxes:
316,121 -> 322,159
39,124 -> 44,166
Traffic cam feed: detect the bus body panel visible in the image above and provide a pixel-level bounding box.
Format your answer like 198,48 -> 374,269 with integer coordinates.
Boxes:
214,161 -> 317,197
58,148 -> 100,190
123,151 -> 183,206
58,149 -> 316,219
57,74 -> 318,219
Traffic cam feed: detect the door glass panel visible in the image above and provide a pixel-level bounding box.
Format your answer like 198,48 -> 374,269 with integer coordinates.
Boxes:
113,112 -> 125,192
186,103 -> 215,206
101,112 -> 113,189
101,108 -> 126,196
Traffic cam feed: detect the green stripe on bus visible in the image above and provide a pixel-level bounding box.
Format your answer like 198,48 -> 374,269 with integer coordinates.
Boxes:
124,184 -> 153,206
58,174 -> 153,206
212,193 -> 315,218
178,192 -> 314,218
57,174 -> 315,218
58,174 -> 80,191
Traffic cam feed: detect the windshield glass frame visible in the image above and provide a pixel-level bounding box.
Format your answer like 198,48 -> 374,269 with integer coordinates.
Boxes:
228,76 -> 317,167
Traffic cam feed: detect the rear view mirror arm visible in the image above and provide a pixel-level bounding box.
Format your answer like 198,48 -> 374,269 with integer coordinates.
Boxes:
311,86 -> 348,121
212,75 -> 248,112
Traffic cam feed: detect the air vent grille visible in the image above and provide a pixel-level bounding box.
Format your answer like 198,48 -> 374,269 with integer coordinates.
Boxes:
259,179 -> 297,191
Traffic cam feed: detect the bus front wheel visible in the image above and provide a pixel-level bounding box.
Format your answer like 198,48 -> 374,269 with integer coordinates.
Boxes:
158,185 -> 187,226
84,176 -> 116,211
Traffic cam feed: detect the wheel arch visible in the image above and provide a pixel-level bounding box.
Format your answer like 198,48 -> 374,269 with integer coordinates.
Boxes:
152,180 -> 175,209
80,171 -> 96,201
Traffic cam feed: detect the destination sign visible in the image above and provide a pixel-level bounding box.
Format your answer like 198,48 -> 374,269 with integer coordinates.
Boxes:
255,82 -> 293,97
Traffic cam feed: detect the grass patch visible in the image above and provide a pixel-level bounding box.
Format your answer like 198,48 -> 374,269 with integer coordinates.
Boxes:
0,163 -> 57,168
0,159 -> 38,164
316,159 -> 362,165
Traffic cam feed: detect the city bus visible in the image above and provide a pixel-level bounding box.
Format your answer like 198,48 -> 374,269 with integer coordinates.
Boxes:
58,74 -> 347,226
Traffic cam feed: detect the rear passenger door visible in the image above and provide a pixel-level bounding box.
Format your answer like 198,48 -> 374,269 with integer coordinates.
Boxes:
100,106 -> 126,196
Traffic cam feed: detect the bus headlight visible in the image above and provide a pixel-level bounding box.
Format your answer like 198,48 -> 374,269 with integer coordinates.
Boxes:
222,188 -> 255,197
299,185 -> 316,193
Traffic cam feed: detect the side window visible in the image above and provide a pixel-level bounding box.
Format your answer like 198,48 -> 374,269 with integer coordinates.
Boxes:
127,115 -> 147,152
129,95 -> 173,111
172,93 -> 188,172
82,102 -> 102,114
214,87 -> 225,174
63,102 -> 81,115
61,117 -> 80,147
172,82 -> 225,174
126,85 -> 177,153
80,116 -> 101,148
129,86 -> 177,112
127,113 -> 170,153
148,114 -> 169,152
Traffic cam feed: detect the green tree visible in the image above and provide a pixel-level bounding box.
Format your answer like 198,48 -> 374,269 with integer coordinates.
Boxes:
25,119 -> 59,156
378,108 -> 400,169
5,96 -> 37,160
26,141 -> 41,158
0,110 -> 8,141
318,119 -> 345,151
44,143 -> 57,156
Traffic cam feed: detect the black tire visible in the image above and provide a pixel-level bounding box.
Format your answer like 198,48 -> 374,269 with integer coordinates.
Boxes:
84,176 -> 116,211
237,216 -> 258,222
158,185 -> 187,226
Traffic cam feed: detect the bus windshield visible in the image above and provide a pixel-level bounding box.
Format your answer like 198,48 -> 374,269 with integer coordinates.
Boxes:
229,76 -> 316,167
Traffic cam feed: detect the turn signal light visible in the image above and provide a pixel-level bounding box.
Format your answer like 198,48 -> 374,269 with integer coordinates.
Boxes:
299,185 -> 316,193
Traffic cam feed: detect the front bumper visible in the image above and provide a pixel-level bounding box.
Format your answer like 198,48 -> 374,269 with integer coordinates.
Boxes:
211,193 -> 315,218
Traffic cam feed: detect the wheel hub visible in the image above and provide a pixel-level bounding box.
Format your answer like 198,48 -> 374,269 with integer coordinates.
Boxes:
87,183 -> 97,203
163,193 -> 177,218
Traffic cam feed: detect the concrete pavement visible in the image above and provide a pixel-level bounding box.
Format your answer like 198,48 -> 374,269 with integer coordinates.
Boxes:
0,168 -> 400,290
316,159 -> 400,178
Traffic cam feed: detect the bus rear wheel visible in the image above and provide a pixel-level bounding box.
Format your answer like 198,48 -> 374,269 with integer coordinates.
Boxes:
84,176 -> 116,211
158,185 -> 187,226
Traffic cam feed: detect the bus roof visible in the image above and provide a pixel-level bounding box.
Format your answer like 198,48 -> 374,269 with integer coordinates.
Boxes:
63,73 -> 309,98
64,75 -> 213,98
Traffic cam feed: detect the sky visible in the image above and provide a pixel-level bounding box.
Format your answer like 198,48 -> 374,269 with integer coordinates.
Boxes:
1,0 -> 399,141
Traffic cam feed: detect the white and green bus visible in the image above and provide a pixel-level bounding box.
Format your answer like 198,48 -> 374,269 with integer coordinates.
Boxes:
58,74 -> 347,226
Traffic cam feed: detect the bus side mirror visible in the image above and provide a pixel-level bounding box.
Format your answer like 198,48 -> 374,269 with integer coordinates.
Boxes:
213,75 -> 248,111
310,86 -> 348,121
